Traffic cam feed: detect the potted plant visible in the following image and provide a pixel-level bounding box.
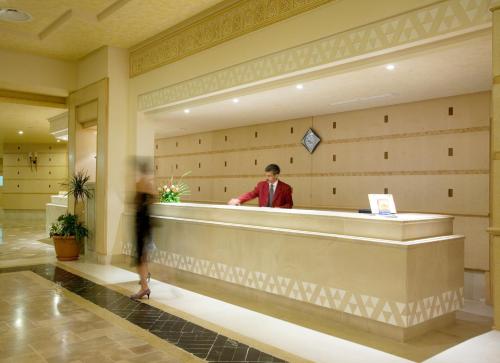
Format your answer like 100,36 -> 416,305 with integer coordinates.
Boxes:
50,213 -> 88,261
51,170 -> 92,261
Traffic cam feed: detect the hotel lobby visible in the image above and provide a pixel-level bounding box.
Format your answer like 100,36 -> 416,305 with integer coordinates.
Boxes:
0,0 -> 499,362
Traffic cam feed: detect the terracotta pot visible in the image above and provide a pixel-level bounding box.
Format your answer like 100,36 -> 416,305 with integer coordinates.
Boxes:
53,236 -> 80,261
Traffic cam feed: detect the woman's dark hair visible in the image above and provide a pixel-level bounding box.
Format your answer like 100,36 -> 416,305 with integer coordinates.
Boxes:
136,156 -> 153,174
265,164 -> 280,175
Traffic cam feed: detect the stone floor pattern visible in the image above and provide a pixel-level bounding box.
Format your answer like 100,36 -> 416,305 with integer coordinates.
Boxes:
0,220 -> 53,262
0,264 -> 287,363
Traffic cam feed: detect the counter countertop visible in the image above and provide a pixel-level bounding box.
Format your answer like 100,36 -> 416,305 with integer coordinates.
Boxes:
153,202 -> 452,223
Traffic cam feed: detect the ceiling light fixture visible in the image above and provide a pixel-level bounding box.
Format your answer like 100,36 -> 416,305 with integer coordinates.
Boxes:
232,98 -> 239,103
184,109 -> 190,114
0,8 -> 32,22
57,139 -> 61,143
296,84 -> 304,90
18,130 -> 24,135
385,64 -> 395,71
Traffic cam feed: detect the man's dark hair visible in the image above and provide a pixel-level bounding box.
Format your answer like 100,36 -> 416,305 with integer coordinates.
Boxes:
265,164 -> 280,175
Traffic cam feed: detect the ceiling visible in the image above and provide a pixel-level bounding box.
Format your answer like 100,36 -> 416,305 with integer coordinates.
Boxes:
149,31 -> 492,139
0,102 -> 65,146
0,0 -> 224,60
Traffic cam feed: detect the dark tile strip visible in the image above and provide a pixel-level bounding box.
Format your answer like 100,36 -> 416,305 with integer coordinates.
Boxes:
0,264 -> 287,363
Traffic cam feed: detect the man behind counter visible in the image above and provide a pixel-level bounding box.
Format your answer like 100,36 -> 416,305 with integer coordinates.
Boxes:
228,164 -> 293,208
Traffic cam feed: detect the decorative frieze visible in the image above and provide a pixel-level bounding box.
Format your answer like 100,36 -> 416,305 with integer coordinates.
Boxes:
130,0 -> 334,77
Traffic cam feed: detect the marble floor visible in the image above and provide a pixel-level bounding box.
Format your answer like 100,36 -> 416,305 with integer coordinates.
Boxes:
0,271 -> 199,363
0,219 -> 54,267
0,218 -> 499,363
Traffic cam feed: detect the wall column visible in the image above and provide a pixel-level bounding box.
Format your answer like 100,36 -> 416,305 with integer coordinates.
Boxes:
490,5 -> 500,329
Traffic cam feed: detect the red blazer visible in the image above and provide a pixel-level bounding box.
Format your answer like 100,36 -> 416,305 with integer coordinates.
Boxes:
238,180 -> 293,208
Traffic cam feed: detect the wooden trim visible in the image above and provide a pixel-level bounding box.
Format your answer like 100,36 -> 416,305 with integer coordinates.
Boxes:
1,192 -> 55,195
2,165 -> 67,168
465,267 -> 490,273
5,178 -> 67,181
0,89 -> 66,108
2,152 -> 67,155
155,170 -> 489,179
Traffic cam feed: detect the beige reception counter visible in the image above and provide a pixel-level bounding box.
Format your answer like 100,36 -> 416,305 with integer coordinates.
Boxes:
122,203 -> 464,341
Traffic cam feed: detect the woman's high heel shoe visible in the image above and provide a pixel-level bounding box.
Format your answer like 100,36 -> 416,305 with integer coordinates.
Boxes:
130,288 -> 151,300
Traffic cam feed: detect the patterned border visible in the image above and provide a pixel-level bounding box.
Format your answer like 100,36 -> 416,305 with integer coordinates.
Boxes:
122,242 -> 464,328
130,0 -> 334,77
137,0 -> 498,111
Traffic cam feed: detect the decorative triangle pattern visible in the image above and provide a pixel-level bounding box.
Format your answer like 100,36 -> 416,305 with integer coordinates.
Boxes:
123,242 -> 465,327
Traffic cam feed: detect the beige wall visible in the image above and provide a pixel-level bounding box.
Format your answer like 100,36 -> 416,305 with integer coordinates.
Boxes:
0,48 -> 76,96
2,143 -> 67,210
74,125 -> 97,182
155,91 -> 490,270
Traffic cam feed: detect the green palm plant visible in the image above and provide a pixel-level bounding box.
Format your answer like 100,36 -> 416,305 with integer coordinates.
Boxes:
62,170 -> 93,213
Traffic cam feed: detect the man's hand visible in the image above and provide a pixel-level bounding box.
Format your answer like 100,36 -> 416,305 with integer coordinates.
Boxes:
228,198 -> 241,206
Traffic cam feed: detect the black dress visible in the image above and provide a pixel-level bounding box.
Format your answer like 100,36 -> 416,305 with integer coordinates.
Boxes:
135,192 -> 151,265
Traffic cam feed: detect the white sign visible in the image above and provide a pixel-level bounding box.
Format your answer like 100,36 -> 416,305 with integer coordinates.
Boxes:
368,194 -> 397,215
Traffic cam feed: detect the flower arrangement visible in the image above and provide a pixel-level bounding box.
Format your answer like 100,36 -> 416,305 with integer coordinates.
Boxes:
158,171 -> 191,203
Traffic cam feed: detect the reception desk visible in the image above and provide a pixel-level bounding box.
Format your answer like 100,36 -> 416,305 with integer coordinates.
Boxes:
122,203 -> 464,340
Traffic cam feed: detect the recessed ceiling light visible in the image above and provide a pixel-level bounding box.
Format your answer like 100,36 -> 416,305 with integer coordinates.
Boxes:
232,98 -> 239,103
57,139 -> 61,143
296,84 -> 304,90
385,64 -> 395,71
0,8 -> 32,22
18,130 -> 24,135
184,109 -> 190,114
